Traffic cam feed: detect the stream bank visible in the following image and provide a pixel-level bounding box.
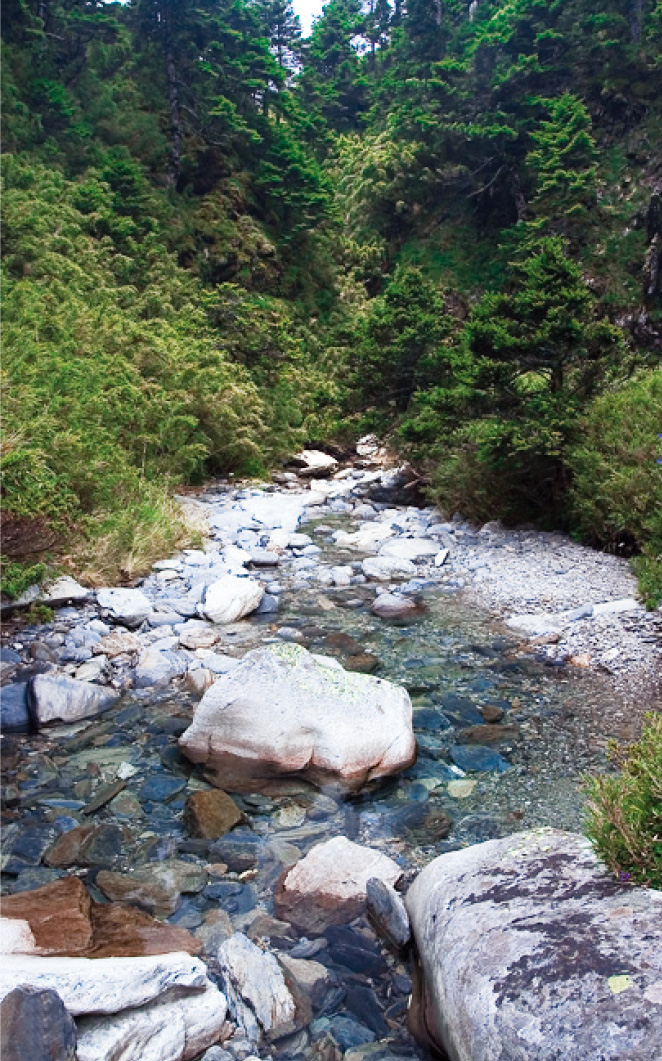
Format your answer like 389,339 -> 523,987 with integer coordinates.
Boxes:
1,450 -> 661,1059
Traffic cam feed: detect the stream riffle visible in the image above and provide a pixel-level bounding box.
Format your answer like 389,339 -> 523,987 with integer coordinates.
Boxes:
0,469 -> 621,1059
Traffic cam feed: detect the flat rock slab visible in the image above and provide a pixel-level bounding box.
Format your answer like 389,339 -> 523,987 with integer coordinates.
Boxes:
0,952 -> 211,1015
179,644 -> 415,793
405,828 -> 662,1061
75,981 -> 227,1061
96,860 -> 207,918
275,836 -> 402,933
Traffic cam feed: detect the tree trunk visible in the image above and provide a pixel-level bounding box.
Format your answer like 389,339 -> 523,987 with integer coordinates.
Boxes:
164,12 -> 182,189
629,0 -> 643,43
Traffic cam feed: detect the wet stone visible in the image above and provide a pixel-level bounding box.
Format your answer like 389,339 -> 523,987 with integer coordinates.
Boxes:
450,745 -> 512,774
345,986 -> 388,1036
208,831 -> 264,873
139,774 -> 187,803
184,789 -> 243,840
204,880 -> 258,915
0,986 -> 77,1061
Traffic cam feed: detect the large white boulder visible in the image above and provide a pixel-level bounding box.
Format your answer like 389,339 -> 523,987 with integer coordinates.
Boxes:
0,953 -> 210,1015
97,588 -> 153,628
179,643 -> 416,793
405,828 -> 662,1061
75,982 -> 227,1061
275,836 -> 402,933
333,522 -> 394,553
201,575 -> 264,624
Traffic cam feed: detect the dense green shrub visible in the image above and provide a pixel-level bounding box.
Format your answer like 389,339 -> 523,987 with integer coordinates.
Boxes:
569,372 -> 662,607
585,715 -> 662,889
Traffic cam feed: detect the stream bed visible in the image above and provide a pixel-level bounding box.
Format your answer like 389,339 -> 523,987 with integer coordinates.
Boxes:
0,473 -> 626,1059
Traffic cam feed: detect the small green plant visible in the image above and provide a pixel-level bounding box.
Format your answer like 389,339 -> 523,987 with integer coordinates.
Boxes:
24,603 -> 56,624
584,714 -> 662,889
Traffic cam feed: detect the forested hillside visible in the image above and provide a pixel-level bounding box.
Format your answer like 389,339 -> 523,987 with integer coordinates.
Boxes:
2,0 -> 661,601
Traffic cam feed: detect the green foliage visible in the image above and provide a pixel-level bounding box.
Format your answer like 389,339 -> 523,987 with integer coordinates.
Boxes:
569,371 -> 662,606
0,559 -> 48,602
585,714 -> 662,889
354,264 -> 455,412
406,239 -> 631,522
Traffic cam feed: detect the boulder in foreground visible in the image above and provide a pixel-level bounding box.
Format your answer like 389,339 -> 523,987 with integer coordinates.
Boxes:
405,828 -> 662,1061
179,644 -> 416,793
275,836 -> 402,933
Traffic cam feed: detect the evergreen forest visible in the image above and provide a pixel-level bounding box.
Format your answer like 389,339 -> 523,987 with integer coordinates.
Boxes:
2,0 -> 662,602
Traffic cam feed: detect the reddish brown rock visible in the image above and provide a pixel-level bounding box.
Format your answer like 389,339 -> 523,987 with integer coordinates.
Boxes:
184,789 -> 243,840
479,704 -> 505,723
88,902 -> 200,958
458,723 -> 520,744
0,876 -> 201,959
0,877 -> 92,955
43,823 -> 124,868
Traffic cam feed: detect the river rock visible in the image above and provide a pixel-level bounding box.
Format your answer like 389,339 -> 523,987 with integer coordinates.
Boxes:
178,644 -> 415,793
28,673 -> 119,726
405,828 -> 662,1061
94,630 -> 142,658
44,823 -> 124,868
41,576 -> 91,606
218,932 -> 297,1042
0,986 -> 77,1061
89,903 -> 197,958
0,683 -> 31,732
184,667 -> 216,695
96,860 -> 207,917
275,836 -> 402,933
361,556 -> 416,581
371,593 -> 422,620
97,588 -> 153,628
294,450 -> 339,476
75,981 -> 227,1061
178,623 -> 220,650
1,876 -> 93,955
201,576 -> 264,624
0,952 -> 211,1015
184,789 -> 243,839
378,538 -> 437,561
0,918 -> 38,955
278,954 -> 331,1006
365,878 -> 411,953
135,647 -> 188,688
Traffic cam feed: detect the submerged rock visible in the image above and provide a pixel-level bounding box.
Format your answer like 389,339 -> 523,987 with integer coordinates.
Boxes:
178,644 -> 416,793
275,836 -> 402,933
406,828 -> 662,1061
184,789 -> 243,839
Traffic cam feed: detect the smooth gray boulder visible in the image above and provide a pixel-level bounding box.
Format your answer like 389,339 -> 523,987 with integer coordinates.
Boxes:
29,674 -> 119,726
405,828 -> 662,1061
134,647 -> 188,688
97,588 -> 153,628
179,644 -> 416,793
